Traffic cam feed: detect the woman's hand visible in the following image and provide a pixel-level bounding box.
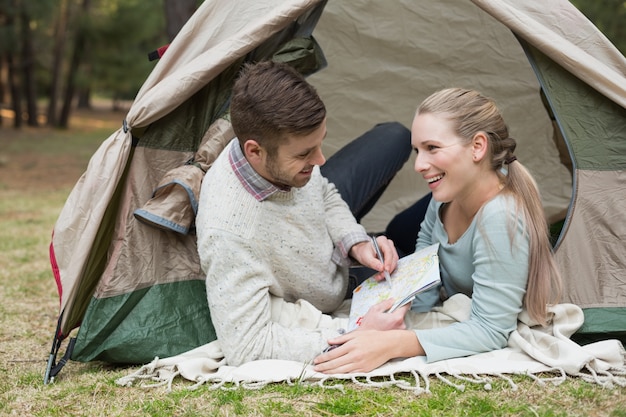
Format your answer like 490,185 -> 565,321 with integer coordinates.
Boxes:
357,298 -> 409,331
313,301 -> 419,374
314,329 -> 423,374
349,235 -> 399,282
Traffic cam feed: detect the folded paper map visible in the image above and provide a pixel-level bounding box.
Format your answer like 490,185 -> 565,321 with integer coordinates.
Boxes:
348,243 -> 440,331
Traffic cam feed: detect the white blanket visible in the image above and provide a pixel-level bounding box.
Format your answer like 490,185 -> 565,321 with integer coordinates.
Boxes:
116,300 -> 626,393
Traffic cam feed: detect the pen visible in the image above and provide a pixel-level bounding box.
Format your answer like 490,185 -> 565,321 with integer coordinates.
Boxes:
371,235 -> 392,286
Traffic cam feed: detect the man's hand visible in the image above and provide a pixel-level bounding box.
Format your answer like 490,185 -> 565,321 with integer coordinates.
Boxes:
349,235 -> 399,281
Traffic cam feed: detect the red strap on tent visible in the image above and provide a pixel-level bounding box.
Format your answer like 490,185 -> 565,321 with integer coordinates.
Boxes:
148,44 -> 170,61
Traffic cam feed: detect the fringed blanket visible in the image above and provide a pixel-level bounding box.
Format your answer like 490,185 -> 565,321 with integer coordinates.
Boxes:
116,299 -> 626,393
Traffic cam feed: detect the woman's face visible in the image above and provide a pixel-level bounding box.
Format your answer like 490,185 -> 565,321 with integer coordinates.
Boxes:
411,112 -> 476,203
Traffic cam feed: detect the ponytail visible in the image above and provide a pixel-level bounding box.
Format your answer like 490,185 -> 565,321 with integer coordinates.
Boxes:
501,160 -> 562,325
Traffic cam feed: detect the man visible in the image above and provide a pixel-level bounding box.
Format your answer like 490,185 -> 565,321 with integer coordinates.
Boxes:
196,60 -> 411,366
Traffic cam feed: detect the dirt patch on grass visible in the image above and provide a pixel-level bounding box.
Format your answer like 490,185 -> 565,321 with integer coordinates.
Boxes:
0,106 -> 123,191
0,152 -> 87,191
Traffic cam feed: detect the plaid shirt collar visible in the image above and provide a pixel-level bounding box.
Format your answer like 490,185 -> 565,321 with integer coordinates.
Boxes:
228,139 -> 291,202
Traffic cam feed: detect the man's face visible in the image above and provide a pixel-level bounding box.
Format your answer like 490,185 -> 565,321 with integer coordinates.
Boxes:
259,120 -> 327,189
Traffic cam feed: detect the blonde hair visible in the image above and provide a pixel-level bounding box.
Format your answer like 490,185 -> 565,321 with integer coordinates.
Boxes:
418,88 -> 562,325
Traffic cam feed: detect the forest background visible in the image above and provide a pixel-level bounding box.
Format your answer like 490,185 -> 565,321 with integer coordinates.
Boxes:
0,0 -> 624,130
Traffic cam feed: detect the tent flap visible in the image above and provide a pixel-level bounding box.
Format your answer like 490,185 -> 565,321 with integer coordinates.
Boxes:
72,280 -> 215,364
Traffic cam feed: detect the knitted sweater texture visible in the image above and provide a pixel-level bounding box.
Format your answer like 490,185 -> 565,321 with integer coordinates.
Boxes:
196,141 -> 364,365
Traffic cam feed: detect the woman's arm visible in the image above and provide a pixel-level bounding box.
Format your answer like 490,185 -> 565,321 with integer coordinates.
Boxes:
416,198 -> 529,362
312,300 -> 414,374
313,329 -> 424,374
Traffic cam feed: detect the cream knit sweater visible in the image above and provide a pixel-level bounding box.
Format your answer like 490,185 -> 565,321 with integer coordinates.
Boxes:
196,141 -> 365,365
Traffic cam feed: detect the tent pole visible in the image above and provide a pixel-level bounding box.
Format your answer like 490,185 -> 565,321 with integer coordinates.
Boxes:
44,312 -> 76,385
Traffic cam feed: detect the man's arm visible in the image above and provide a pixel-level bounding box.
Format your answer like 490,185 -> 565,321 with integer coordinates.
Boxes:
319,172 -> 399,277
203,230 -> 347,366
320,174 -> 369,253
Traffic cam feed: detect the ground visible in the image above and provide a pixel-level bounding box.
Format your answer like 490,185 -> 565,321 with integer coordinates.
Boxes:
0,106 -> 124,191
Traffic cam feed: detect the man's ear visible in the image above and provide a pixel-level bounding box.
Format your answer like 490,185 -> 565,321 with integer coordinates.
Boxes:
472,132 -> 489,161
243,139 -> 264,163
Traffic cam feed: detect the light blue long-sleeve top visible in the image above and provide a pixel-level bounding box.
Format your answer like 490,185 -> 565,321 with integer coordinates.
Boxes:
411,194 -> 529,362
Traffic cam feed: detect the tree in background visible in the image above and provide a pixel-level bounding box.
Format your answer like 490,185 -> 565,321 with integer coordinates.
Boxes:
18,1 -> 39,126
46,0 -> 70,127
164,0 -> 198,41
1,0 -> 23,128
58,0 -> 174,126
0,0 -> 56,128
58,0 -> 92,128
571,0 -> 625,55
0,0 -> 194,129
89,0 -> 169,112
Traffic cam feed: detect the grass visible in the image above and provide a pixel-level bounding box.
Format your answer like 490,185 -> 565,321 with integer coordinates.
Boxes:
1,108 -> 625,416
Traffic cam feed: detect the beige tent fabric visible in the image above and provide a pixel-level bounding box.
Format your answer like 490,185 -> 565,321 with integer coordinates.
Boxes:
93,120 -> 235,298
127,0 -> 321,129
307,0 -> 574,232
473,0 -> 626,108
556,170 -> 626,309
52,130 -> 132,325
94,145 -> 202,299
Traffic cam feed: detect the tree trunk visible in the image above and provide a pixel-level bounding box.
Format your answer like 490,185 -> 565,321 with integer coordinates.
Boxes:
20,6 -> 38,127
163,0 -> 197,41
47,0 -> 69,127
0,58 -> 4,127
4,2 -> 22,129
6,52 -> 22,128
59,0 -> 91,128
77,87 -> 91,109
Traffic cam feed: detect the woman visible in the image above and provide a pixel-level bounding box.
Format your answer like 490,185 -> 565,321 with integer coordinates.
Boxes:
314,88 -> 562,374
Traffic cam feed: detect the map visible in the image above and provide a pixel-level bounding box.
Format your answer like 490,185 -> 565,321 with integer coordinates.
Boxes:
347,243 -> 440,331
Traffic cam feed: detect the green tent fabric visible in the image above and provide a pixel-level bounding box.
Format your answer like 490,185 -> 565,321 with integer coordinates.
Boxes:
45,0 -> 626,382
520,40 -> 626,343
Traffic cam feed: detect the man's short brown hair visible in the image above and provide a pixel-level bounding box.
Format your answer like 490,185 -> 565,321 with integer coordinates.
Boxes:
230,60 -> 326,154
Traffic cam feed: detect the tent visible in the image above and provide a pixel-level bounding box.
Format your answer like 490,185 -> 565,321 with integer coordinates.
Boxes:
44,0 -> 626,383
